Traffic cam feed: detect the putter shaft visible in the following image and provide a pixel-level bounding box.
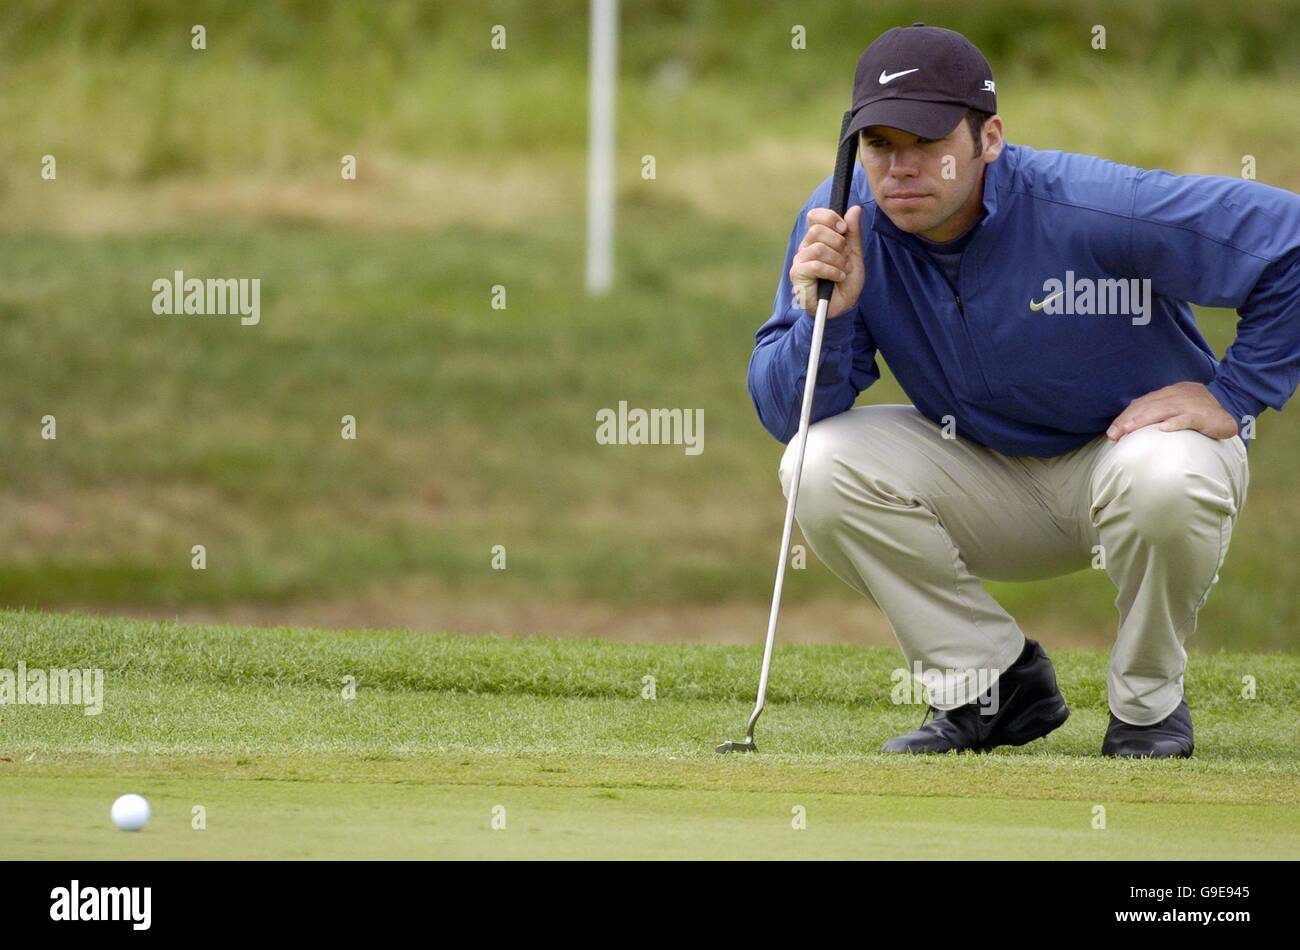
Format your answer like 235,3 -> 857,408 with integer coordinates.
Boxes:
717,110 -> 858,755
717,295 -> 830,756
736,294 -> 829,747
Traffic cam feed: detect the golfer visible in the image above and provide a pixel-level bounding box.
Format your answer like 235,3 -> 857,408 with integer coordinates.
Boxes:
749,24 -> 1300,757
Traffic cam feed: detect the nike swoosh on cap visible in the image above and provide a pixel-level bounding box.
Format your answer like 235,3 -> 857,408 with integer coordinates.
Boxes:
878,68 -> 920,84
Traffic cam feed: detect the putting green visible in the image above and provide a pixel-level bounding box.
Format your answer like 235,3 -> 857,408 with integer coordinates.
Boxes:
6,754 -> 1297,860
2,611 -> 1298,859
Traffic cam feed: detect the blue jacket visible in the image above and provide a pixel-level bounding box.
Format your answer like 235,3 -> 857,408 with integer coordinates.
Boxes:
748,143 -> 1300,456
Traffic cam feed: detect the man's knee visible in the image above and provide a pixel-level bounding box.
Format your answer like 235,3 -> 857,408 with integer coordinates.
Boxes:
1095,427 -> 1238,544
778,420 -> 844,530
778,408 -> 915,532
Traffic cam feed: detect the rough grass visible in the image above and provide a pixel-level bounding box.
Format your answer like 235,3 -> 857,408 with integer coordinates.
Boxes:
0,220 -> 1295,648
1,1 -> 1299,648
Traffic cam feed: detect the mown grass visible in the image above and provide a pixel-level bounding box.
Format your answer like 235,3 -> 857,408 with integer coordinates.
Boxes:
10,764 -> 1296,858
2,610 -> 1298,858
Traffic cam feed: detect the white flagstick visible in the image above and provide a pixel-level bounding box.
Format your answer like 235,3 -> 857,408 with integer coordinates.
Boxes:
585,0 -> 618,295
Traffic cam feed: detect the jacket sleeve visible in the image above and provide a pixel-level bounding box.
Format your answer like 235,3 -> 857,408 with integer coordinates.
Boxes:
747,197 -> 880,444
1129,169 -> 1300,424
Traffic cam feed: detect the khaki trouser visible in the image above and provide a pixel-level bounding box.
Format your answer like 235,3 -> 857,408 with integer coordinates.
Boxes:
779,404 -> 1249,726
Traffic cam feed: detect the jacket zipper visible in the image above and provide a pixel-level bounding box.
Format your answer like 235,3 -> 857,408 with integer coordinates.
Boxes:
884,235 -> 994,399
896,237 -> 966,319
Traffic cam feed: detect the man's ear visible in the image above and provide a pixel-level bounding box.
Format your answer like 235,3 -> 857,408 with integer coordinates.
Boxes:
982,114 -> 1005,163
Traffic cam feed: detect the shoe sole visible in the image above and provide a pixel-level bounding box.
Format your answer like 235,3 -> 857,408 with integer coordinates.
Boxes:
982,693 -> 1070,750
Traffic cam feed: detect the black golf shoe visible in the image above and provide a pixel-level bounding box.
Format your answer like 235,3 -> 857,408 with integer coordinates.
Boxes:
881,638 -> 1069,754
1101,698 -> 1194,759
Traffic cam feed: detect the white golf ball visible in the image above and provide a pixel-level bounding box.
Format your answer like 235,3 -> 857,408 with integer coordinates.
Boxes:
110,794 -> 150,831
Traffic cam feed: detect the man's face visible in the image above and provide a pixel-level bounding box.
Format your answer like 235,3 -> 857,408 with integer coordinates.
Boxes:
859,118 -> 1000,243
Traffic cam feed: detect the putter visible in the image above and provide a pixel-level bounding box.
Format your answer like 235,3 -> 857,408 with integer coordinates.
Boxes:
717,111 -> 858,754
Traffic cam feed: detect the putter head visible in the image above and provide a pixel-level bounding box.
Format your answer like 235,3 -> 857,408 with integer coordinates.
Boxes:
715,738 -> 757,754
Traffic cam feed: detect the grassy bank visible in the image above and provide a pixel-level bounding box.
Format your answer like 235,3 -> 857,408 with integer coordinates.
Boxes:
1,2 -> 1298,648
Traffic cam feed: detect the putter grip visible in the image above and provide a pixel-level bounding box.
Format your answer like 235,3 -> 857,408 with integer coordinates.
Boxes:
817,110 -> 859,304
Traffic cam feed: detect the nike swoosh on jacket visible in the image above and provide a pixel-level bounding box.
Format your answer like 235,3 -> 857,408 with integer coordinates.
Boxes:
748,143 -> 1300,456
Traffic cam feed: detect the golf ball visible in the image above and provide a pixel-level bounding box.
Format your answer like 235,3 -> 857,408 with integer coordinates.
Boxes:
110,794 -> 151,832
